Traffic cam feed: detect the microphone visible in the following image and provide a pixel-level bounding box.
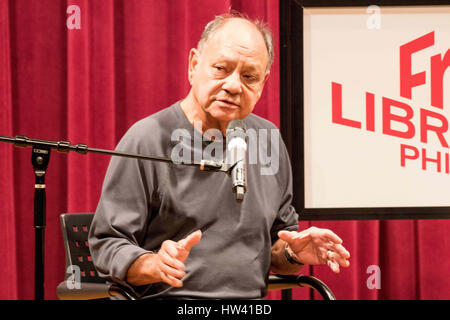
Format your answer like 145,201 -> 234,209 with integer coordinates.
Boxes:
226,120 -> 247,202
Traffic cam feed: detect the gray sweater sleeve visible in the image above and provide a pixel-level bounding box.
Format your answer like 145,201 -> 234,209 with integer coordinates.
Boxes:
88,124 -> 154,283
270,133 -> 299,243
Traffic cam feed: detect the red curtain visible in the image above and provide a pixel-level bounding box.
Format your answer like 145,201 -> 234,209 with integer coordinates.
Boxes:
1,0 -> 449,300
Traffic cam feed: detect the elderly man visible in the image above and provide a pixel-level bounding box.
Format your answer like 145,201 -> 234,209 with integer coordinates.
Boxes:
89,13 -> 350,299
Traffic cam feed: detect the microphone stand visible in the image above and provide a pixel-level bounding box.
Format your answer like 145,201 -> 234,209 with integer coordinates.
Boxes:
0,134 -> 230,300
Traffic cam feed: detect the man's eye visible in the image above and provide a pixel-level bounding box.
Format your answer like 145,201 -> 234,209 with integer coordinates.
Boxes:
243,75 -> 257,82
214,66 -> 225,71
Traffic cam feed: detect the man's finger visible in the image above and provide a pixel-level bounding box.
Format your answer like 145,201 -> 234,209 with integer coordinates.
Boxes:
331,243 -> 350,259
277,230 -> 297,244
323,230 -> 343,244
159,248 -> 185,271
278,230 -> 311,247
163,241 -> 180,258
327,260 -> 340,273
160,270 -> 183,288
178,230 -> 202,251
327,250 -> 350,268
159,261 -> 186,280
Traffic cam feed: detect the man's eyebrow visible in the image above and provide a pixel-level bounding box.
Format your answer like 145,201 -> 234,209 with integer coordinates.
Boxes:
211,55 -> 263,73
243,64 -> 259,72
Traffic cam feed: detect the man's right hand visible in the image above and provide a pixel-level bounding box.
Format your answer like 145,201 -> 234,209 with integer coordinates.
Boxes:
126,230 -> 202,287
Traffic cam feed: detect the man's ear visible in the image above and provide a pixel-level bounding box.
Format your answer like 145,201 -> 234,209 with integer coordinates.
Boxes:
188,48 -> 200,85
257,72 -> 270,98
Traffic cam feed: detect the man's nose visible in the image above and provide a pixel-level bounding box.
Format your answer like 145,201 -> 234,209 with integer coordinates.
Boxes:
222,71 -> 242,95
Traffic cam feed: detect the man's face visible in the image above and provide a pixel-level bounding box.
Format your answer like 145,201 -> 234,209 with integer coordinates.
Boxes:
188,19 -> 270,124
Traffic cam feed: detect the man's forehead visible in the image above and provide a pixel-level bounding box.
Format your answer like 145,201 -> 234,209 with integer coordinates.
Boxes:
203,19 -> 268,61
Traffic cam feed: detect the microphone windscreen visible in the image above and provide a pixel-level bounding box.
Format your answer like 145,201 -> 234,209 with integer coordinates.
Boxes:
226,120 -> 247,141
227,120 -> 247,131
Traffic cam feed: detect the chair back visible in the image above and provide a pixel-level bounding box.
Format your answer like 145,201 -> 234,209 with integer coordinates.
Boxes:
60,213 -> 103,283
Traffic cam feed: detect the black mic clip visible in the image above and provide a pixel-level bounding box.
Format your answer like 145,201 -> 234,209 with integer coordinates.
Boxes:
199,159 -> 228,172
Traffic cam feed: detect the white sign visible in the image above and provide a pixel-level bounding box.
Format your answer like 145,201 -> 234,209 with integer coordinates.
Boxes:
303,6 -> 450,208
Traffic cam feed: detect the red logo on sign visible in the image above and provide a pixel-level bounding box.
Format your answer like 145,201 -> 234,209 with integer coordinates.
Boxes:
332,31 -> 450,173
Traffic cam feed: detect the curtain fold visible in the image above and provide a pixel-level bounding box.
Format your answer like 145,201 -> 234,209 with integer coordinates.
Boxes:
1,0 -> 450,300
3,0 -> 70,299
0,0 -> 18,300
67,0 -> 117,213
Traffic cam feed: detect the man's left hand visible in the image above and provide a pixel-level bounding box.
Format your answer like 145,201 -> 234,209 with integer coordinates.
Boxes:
278,227 -> 350,273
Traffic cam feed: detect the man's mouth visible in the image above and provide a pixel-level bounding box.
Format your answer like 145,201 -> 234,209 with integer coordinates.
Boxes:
216,99 -> 240,108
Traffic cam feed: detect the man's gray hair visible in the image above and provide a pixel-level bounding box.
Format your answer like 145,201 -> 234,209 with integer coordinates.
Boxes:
197,12 -> 274,74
